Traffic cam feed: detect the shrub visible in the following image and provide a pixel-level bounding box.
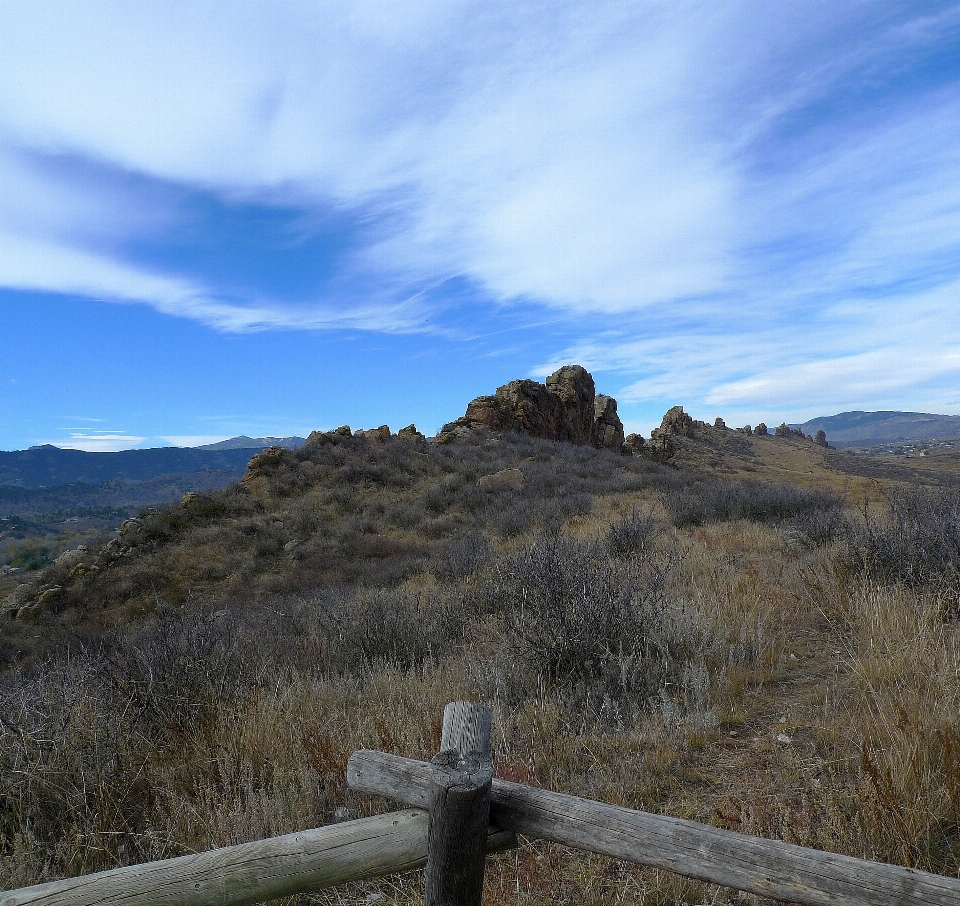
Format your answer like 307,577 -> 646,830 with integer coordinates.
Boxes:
432,533 -> 491,583
314,586 -> 466,670
0,606 -> 254,876
490,501 -> 534,537
663,478 -> 842,531
604,508 -> 657,558
477,533 -> 705,711
845,488 -> 960,608
788,495 -> 847,547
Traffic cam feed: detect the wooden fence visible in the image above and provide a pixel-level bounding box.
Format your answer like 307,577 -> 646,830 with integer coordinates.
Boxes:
3,700 -> 960,906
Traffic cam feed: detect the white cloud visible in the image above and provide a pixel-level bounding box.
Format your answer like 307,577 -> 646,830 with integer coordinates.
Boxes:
43,432 -> 146,452
1,228 -> 202,309
541,276 -> 960,427
0,0 -> 958,421
706,348 -> 960,411
0,1 -> 747,320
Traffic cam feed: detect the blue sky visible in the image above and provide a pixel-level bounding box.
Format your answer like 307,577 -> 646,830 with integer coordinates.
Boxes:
1,1 -> 960,451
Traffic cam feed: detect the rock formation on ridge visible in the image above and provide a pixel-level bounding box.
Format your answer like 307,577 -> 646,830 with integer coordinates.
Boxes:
437,365 -> 625,450
775,422 -> 807,440
648,405 -> 696,458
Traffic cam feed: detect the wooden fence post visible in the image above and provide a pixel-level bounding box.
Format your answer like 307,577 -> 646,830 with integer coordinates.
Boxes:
424,701 -> 493,906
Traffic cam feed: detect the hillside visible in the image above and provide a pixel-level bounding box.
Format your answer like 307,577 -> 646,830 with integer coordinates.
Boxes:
4,371 -> 960,901
795,410 -> 960,449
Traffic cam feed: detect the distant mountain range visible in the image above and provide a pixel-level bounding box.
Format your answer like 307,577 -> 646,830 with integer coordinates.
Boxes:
794,411 -> 960,449
197,436 -> 306,451
2,436 -> 305,489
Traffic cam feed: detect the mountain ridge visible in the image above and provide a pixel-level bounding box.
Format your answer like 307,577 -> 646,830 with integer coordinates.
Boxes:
793,410 -> 960,448
197,436 -> 305,451
0,445 -> 267,489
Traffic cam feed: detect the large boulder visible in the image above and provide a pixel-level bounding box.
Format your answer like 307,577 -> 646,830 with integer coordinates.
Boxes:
438,365 -> 624,450
2,583 -> 33,617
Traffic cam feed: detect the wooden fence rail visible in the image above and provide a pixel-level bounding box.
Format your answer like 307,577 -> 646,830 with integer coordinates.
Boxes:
0,811 -> 515,906
348,747 -> 960,906
4,700 -> 960,906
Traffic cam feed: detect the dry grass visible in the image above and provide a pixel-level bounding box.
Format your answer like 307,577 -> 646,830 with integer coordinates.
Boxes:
817,580 -> 960,869
3,431 -> 960,903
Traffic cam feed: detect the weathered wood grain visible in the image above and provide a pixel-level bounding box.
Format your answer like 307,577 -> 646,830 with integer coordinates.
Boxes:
439,700 -> 492,756
1,809 -> 516,906
426,701 -> 494,906
347,749 -> 960,906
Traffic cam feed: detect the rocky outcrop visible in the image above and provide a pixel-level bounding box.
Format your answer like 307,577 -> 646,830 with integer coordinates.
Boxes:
437,365 -> 624,450
659,406 -> 695,438
775,423 -> 807,439
767,422 -> 829,446
545,365 -> 596,445
397,424 -> 425,441
355,425 -> 392,441
623,433 -> 646,455
595,395 -> 626,450
459,378 -> 572,440
755,422 -> 769,436
648,405 -> 695,459
242,446 -> 295,483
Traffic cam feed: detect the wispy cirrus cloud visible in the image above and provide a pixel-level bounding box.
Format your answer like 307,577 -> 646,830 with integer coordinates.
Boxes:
541,277 -> 960,431
0,0 -> 959,420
